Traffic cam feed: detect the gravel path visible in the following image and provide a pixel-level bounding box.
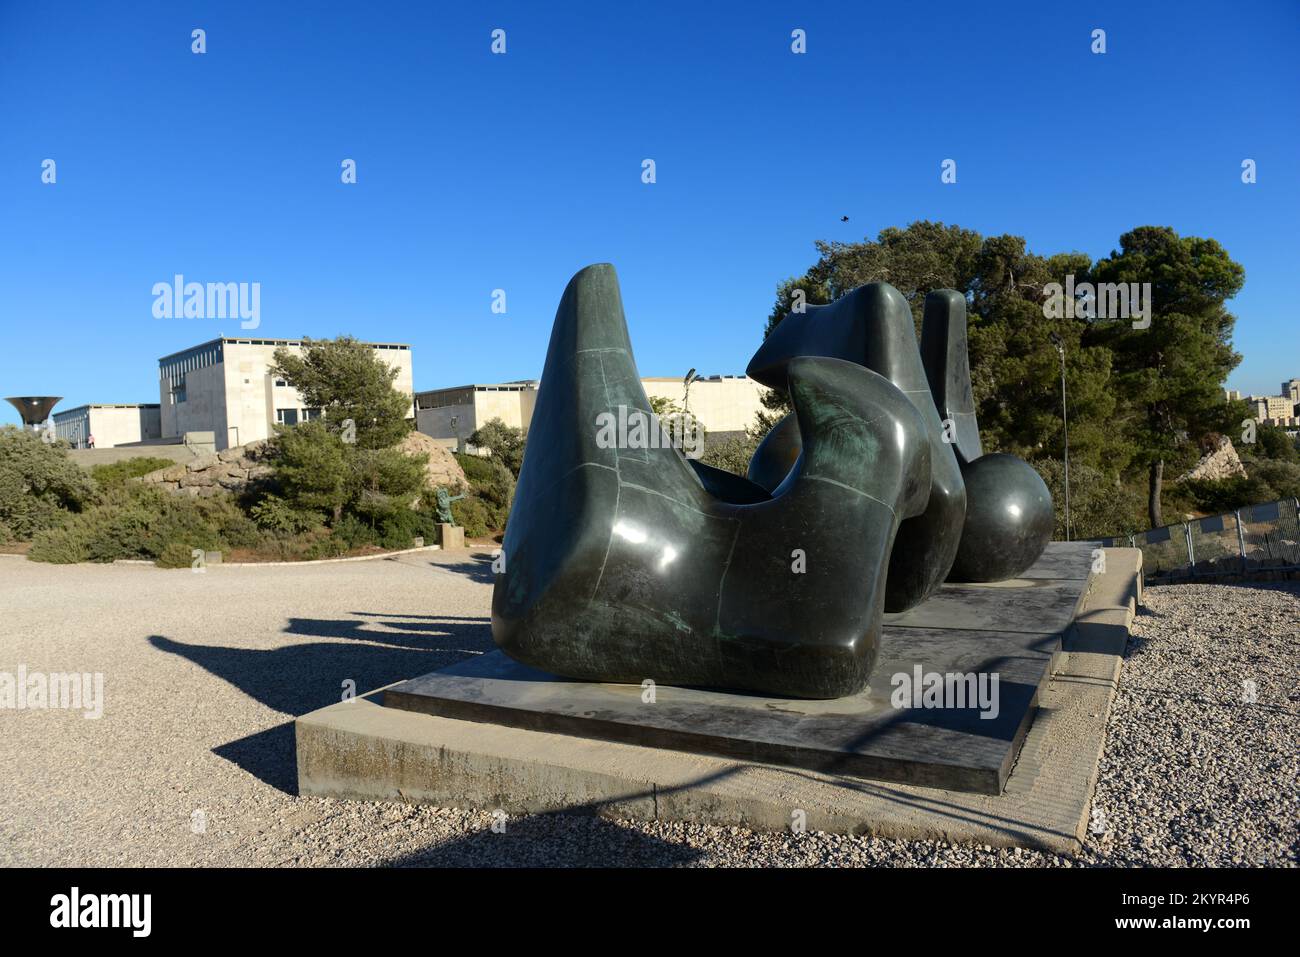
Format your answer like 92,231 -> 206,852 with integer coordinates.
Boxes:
1,555 -> 1295,867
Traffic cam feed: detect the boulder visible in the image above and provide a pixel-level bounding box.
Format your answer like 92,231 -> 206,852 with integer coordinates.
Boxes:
1177,436 -> 1247,482
398,431 -> 468,493
144,464 -> 188,484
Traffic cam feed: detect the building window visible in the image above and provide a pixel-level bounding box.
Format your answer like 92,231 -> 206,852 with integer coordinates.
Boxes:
274,379 -> 287,387
302,408 -> 322,421
275,408 -> 299,426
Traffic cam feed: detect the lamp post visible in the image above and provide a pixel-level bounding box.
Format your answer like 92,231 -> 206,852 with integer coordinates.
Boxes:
682,368 -> 698,415
1048,332 -> 1070,541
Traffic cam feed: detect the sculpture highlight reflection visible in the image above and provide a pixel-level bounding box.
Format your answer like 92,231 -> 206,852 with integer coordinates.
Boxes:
491,264 -> 1052,698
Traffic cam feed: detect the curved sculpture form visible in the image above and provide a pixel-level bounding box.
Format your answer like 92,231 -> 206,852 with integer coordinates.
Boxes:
492,264 -> 931,698
493,266 -> 1055,698
746,413 -> 800,494
918,290 -> 1053,581
745,283 -> 966,612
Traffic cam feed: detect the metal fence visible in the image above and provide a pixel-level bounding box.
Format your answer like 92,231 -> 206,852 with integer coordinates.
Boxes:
1096,498 -> 1300,582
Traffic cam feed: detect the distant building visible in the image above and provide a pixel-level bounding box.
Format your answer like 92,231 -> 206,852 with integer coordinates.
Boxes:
1230,379 -> 1300,429
159,337 -> 414,451
640,375 -> 769,436
52,404 -> 161,449
414,382 -> 539,449
414,375 -> 769,450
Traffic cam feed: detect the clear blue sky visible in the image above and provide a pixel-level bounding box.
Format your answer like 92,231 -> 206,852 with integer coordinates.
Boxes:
2,0 -> 1296,426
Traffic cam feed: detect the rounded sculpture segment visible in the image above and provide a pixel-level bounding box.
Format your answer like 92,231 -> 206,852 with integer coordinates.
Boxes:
919,290 -> 983,465
746,412 -> 800,494
919,289 -> 1053,581
745,282 -> 965,612
948,453 -> 1054,582
492,264 -> 932,698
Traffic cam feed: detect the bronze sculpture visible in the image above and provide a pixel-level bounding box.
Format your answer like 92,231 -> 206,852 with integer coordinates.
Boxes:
490,264 -> 1052,698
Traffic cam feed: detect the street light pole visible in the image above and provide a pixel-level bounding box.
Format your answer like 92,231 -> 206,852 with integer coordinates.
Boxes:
1049,332 -> 1071,541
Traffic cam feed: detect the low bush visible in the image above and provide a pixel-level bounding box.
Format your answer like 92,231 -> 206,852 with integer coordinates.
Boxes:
0,426 -> 95,540
1032,458 -> 1145,540
88,457 -> 177,490
27,485 -> 260,565
452,452 -> 514,536
698,433 -> 762,477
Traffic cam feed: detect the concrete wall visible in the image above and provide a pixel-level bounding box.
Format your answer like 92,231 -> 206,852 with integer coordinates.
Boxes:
160,339 -> 415,451
67,445 -> 197,468
414,377 -> 767,445
53,405 -> 162,449
161,360 -> 227,444
641,377 -> 769,434
415,402 -> 476,448
472,390 -> 531,431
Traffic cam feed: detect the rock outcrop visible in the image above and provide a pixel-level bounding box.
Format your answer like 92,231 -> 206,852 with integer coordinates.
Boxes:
398,431 -> 468,494
140,440 -> 274,497
1177,435 -> 1247,482
139,433 -> 468,502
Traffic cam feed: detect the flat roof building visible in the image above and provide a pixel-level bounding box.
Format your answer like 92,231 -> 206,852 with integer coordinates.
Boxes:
159,337 -> 414,451
52,403 -> 162,449
414,375 -> 769,450
414,382 -> 539,449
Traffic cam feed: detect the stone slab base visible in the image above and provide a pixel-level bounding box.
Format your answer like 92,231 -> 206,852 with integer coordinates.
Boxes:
296,548 -> 1140,853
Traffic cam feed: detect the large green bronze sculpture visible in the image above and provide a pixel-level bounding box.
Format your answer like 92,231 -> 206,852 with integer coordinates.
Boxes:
491,264 -> 1052,698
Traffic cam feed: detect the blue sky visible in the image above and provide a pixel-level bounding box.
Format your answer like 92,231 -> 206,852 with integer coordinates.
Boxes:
2,0 -> 1297,426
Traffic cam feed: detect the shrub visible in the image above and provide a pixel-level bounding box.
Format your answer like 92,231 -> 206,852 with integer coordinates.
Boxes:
467,418 -> 526,475
1032,458 -> 1145,540
454,451 -> 498,484
1179,458 -> 1300,515
378,508 -> 438,549
1176,476 -> 1266,515
451,451 -> 514,536
450,495 -> 493,538
350,446 -> 428,524
27,485 -> 253,565
268,420 -> 353,523
699,433 -> 761,477
0,426 -> 95,539
249,494 -> 323,534
264,421 -> 430,532
1248,458 -> 1300,500
88,457 -> 177,490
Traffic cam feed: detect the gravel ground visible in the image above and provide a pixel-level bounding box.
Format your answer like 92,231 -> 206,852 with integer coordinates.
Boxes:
1,554 -> 1295,867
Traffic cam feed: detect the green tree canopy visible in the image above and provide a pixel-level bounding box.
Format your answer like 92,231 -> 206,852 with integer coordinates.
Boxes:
468,417 -> 527,476
759,221 -> 1247,536
1086,226 -> 1245,526
270,336 -> 412,449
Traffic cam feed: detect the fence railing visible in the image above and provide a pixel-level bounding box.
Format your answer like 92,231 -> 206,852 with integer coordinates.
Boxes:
1096,498 -> 1300,582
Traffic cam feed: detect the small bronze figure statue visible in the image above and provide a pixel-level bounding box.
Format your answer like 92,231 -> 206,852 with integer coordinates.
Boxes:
433,486 -> 464,525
